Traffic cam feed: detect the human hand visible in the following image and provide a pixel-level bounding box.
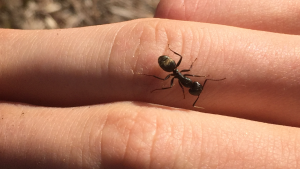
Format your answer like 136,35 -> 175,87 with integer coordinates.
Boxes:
1,0 -> 300,168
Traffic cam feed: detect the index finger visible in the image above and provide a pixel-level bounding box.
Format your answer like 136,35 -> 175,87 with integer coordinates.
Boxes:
0,18 -> 300,126
155,0 -> 300,34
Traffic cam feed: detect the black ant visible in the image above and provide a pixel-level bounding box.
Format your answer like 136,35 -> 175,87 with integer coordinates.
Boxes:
141,45 -> 226,108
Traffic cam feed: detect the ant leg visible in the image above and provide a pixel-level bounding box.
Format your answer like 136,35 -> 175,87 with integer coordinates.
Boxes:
193,77 -> 225,108
184,74 -> 206,78
139,73 -> 172,80
202,78 -> 226,88
178,81 -> 185,99
168,44 -> 183,68
193,95 -> 204,109
180,58 -> 198,73
151,77 -> 175,93
193,78 -> 225,108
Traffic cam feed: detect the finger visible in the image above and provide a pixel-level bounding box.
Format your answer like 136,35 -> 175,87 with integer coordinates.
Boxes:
0,102 -> 299,168
155,0 -> 300,34
0,19 -> 300,126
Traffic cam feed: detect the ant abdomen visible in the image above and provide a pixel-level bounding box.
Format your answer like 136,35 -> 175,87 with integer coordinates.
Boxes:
158,55 -> 176,72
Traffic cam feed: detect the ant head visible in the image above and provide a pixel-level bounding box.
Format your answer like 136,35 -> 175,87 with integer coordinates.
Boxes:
158,55 -> 177,72
188,82 -> 203,96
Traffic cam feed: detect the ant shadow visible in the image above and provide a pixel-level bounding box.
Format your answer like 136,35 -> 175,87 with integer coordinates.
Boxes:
133,101 -> 195,113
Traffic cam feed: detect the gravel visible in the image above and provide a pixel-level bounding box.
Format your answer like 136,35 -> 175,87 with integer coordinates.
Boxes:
0,0 -> 159,29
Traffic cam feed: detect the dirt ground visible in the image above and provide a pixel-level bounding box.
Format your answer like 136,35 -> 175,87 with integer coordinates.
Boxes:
0,0 -> 160,29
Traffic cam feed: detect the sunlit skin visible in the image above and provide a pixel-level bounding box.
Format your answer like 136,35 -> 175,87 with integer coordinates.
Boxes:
1,0 -> 300,168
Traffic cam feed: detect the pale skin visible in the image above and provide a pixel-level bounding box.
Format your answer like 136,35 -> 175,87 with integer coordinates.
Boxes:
1,0 -> 300,168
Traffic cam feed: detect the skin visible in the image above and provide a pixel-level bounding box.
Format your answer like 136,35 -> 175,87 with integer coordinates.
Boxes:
0,0 -> 300,168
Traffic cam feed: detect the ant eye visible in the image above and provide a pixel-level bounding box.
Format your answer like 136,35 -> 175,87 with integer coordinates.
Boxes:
158,55 -> 176,72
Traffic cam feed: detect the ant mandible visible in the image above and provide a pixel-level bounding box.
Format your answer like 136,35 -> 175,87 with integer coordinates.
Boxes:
141,45 -> 226,108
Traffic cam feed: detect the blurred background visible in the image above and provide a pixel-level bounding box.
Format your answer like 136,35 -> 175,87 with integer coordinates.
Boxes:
0,0 -> 160,29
